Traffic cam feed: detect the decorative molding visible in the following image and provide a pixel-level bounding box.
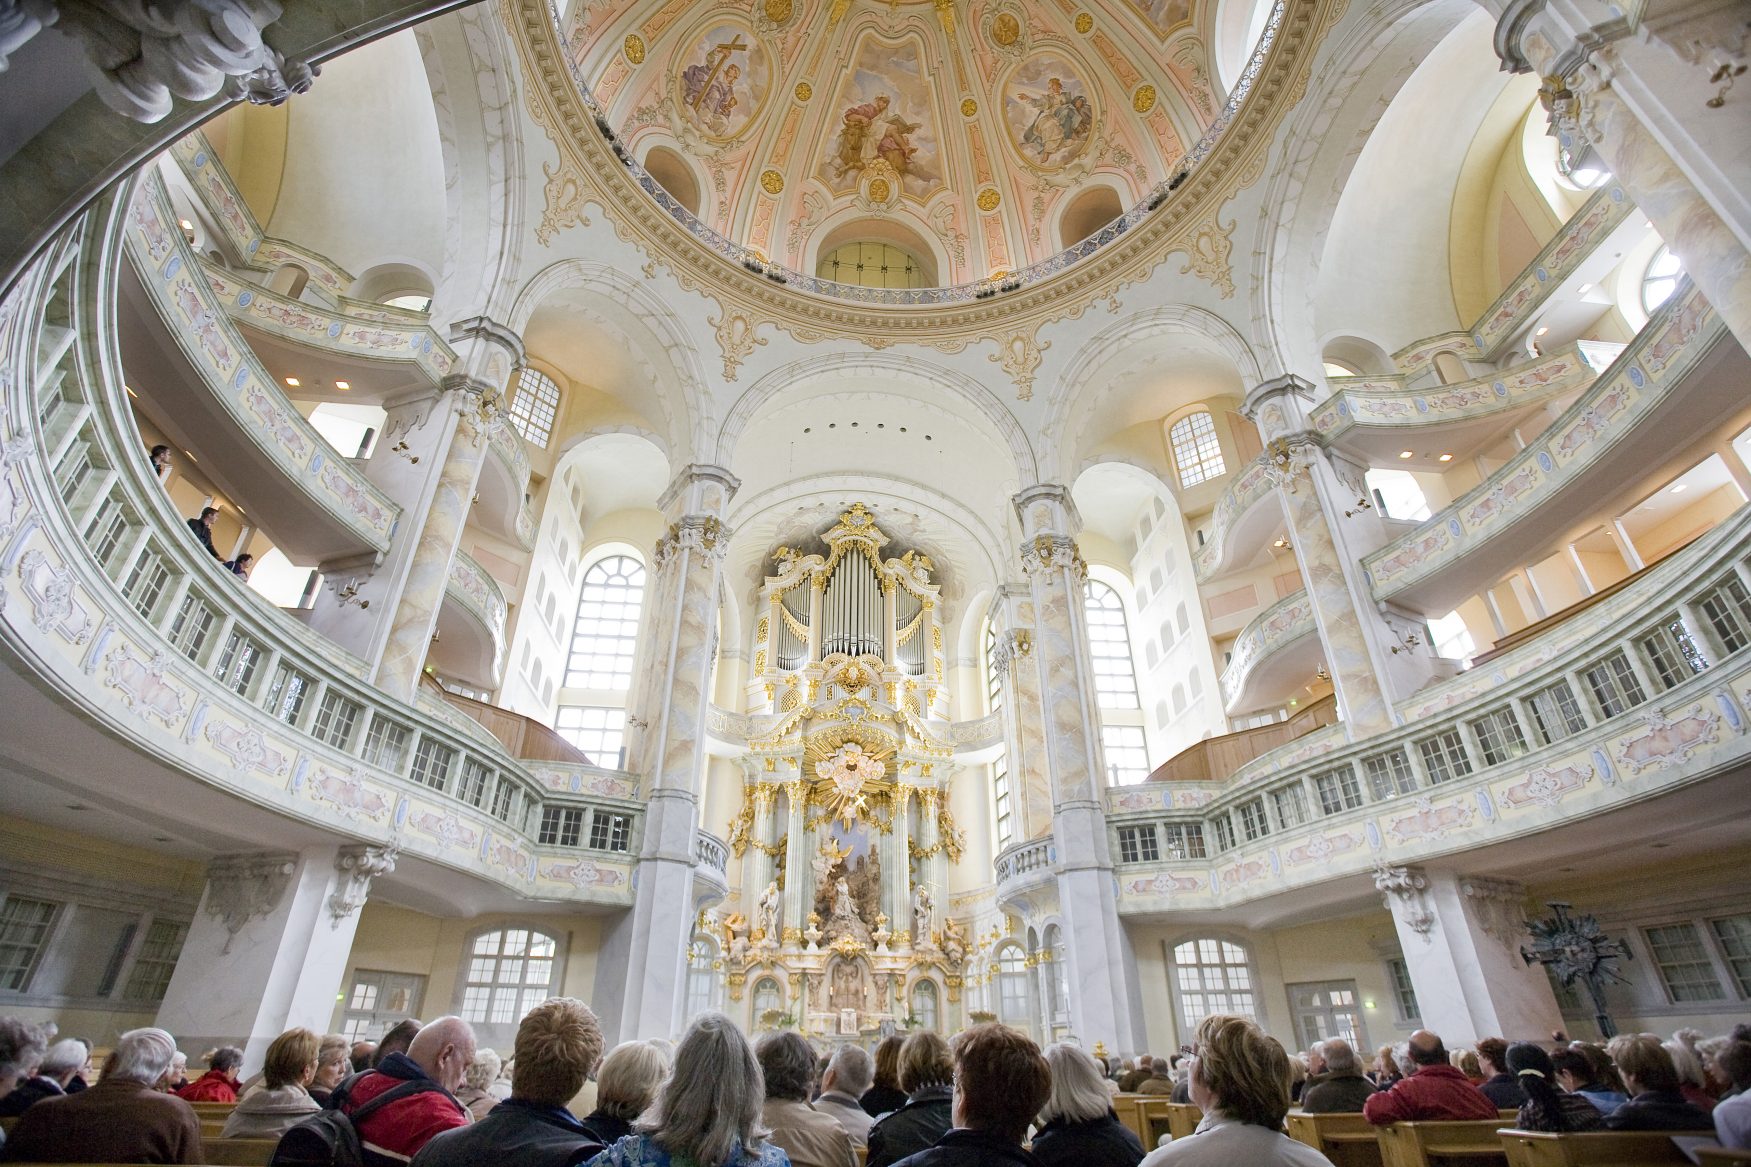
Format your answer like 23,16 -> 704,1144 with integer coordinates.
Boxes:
1174,217 -> 1236,298
655,515 -> 729,564
1373,863 -> 1434,941
203,853 -> 296,953
1020,535 -> 1087,580
1461,875 -> 1529,949
328,845 -> 398,928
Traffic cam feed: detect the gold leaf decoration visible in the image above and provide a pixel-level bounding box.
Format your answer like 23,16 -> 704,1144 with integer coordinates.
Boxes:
976,187 -> 1001,212
991,11 -> 1020,45
764,0 -> 793,24
760,169 -> 785,195
868,177 -> 892,203
1075,11 -> 1094,32
960,96 -> 978,117
795,81 -> 813,101
1133,84 -> 1157,113
622,34 -> 645,64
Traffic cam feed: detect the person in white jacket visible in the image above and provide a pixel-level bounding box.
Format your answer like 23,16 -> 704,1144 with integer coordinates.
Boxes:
221,1028 -> 322,1139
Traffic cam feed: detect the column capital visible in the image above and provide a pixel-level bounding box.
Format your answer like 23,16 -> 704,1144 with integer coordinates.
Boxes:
1459,874 -> 1531,950
327,845 -> 399,929
204,853 -> 298,952
660,462 -> 741,515
446,314 -> 527,365
1019,534 -> 1088,580
1012,483 -> 1080,538
655,515 -> 732,565
1242,373 -> 1319,435
1373,862 -> 1435,940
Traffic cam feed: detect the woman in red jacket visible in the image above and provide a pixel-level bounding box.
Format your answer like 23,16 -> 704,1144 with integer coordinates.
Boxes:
177,1046 -> 243,1102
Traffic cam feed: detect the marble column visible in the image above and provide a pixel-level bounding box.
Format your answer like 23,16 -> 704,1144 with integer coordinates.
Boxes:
887,788 -> 913,948
1244,376 -> 1447,736
157,845 -> 396,1072
1495,0 -> 1751,350
1374,865 -> 1564,1044
375,317 -> 523,701
991,584 -> 1054,843
594,464 -> 737,1044
782,780 -> 807,939
1013,484 -> 1147,1054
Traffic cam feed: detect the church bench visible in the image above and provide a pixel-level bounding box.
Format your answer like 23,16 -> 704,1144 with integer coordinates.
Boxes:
1163,1102 -> 1202,1141
1695,1150 -> 1751,1164
1112,1094 -> 1151,1146
199,1136 -> 279,1166
188,1100 -> 239,1116
1498,1129 -> 1702,1166
1286,1111 -> 1384,1167
1137,1097 -> 1179,1145
1373,1120 -> 1510,1167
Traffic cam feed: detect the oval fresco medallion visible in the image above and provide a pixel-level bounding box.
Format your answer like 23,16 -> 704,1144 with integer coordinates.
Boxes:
1003,53 -> 1095,171
672,21 -> 772,142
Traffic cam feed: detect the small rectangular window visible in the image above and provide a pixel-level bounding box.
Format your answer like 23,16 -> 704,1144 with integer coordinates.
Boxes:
1709,915 -> 1751,997
1468,706 -> 1529,767
507,367 -> 561,448
588,810 -> 632,852
1117,825 -> 1160,864
1236,798 -> 1270,842
490,781 -> 517,823
1527,680 -> 1588,744
1162,823 -> 1206,860
457,760 -> 492,808
1701,578 -> 1751,654
1644,922 -> 1726,1002
1314,766 -> 1365,815
361,717 -> 412,772
1100,724 -> 1150,784
314,691 -> 364,751
410,739 -> 456,793
167,593 -> 216,661
1210,812 -> 1235,854
554,706 -> 628,768
1584,651 -> 1647,718
1270,783 -> 1310,829
1363,750 -> 1417,800
1417,730 -> 1472,784
122,918 -> 187,1002
0,896 -> 59,991
121,549 -> 171,620
266,664 -> 313,726
538,806 -> 583,847
84,499 -> 129,569
214,631 -> 265,696
1639,616 -> 1709,689
1386,956 -> 1420,1023
992,752 -> 1012,851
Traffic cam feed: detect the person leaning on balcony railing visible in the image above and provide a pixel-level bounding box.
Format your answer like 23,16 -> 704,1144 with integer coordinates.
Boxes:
225,552 -> 254,579
187,505 -> 223,561
149,444 -> 172,477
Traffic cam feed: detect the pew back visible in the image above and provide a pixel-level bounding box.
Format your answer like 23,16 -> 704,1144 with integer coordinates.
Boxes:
1286,1111 -> 1385,1167
200,1137 -> 279,1166
1163,1102 -> 1202,1141
1374,1120 -> 1510,1167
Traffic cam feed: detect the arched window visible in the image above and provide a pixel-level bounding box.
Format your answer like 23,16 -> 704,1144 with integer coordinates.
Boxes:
1043,924 -> 1068,1022
564,556 -> 645,689
997,945 -> 1031,1025
752,976 -> 783,1025
507,367 -> 561,448
1083,581 -> 1139,709
684,938 -> 719,1019
1642,245 -> 1684,313
984,616 -> 1003,713
1169,412 -> 1226,489
1171,937 -> 1256,1033
460,928 -> 559,1024
911,979 -> 940,1031
817,241 -> 929,290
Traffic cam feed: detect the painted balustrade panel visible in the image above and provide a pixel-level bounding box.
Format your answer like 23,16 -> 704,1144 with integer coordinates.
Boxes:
1219,589 -> 1315,708
1106,784 -> 1217,815
524,762 -> 642,800
1364,283 -> 1723,600
201,258 -> 456,382
446,547 -> 509,649
1469,185 -> 1634,356
124,175 -> 399,551
1309,343 -> 1604,438
1391,330 -> 1480,379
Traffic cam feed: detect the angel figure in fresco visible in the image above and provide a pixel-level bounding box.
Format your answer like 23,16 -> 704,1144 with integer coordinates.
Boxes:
1014,76 -> 1092,165
681,38 -> 747,136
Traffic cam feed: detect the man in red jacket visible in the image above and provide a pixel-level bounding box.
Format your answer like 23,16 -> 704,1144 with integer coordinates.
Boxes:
334,1016 -> 476,1167
1364,1031 -> 1498,1125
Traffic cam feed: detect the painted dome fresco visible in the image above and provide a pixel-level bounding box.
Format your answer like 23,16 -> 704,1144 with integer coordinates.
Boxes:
563,0 -> 1227,286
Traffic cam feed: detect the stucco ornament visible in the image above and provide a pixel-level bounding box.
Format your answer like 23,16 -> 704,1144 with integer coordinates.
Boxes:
816,741 -> 886,825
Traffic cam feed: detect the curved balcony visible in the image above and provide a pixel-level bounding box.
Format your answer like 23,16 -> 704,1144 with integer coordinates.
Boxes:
993,836 -> 1058,916
1,203 -> 641,911
436,548 -> 507,689
1112,508 -> 1751,918
1364,282 -> 1743,612
1219,590 -> 1318,714
120,172 -> 398,560
1193,454 -> 1280,584
480,419 -> 536,551
694,830 -> 730,906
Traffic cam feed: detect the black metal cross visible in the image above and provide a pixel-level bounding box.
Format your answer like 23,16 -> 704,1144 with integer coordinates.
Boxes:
1521,901 -> 1634,1038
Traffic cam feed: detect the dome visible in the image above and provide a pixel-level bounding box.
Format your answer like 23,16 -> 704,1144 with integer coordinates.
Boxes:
562,0 -> 1231,286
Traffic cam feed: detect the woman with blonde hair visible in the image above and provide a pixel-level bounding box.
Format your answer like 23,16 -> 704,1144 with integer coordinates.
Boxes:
583,1040 -> 670,1148
1032,1043 -> 1144,1167
456,1047 -> 503,1120
221,1028 -> 322,1138
1139,1016 -> 1333,1166
585,1012 -> 786,1167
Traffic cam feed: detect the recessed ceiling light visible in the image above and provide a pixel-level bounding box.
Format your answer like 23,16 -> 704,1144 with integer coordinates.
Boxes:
1398,450 -> 1414,459
152,835 -> 173,843
1535,326 -> 1550,337
803,427 -> 811,434
1438,453 -> 1453,462
1671,483 -> 1688,493
334,380 -> 350,390
65,802 -> 87,811
285,377 -> 300,387
178,219 -> 193,231
1578,283 -> 1593,294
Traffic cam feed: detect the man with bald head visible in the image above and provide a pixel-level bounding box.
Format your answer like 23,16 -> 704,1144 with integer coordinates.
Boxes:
331,1015 -> 476,1166
1363,1029 -> 1498,1125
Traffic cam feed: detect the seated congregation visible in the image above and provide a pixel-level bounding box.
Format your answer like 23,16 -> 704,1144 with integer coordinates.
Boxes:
0,1008 -> 1747,1166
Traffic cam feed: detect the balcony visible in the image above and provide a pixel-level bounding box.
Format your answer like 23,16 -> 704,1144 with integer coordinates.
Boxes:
437,548 -> 508,689
994,836 -> 1057,914
695,830 -> 730,905
1219,590 -> 1317,713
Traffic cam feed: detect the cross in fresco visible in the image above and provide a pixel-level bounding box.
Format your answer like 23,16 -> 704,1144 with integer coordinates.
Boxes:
1520,901 -> 1634,1038
688,36 -> 748,110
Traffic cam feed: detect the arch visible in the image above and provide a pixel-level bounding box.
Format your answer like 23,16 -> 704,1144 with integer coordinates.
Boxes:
751,974 -> 785,1025
454,923 -> 566,1047
1167,410 -> 1227,489
1056,183 -> 1125,250
1165,934 -> 1262,1038
267,263 -> 310,298
351,260 -> 437,308
1319,334 -> 1394,377
642,144 -> 704,218
800,201 -> 953,288
909,976 -> 941,1030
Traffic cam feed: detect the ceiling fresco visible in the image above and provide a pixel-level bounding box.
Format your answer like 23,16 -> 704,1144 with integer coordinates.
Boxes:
566,0 -> 1217,285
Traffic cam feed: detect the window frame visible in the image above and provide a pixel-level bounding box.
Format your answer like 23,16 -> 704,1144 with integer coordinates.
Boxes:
1168,935 -> 1260,1037
506,366 -> 561,448
1168,411 -> 1227,489
456,925 -> 564,1031
563,555 -> 648,693
1084,579 -> 1141,711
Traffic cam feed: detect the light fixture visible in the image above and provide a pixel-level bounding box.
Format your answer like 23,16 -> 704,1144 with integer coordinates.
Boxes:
390,440 -> 420,464
1399,450 -> 1414,459
182,448 -> 198,463
285,376 -> 300,387
334,380 -> 350,390
1535,326 -> 1550,337
1272,537 -> 1290,549
125,385 -> 138,398
1578,283 -> 1593,295
1438,453 -> 1453,462
1315,663 -> 1329,682
1671,483 -> 1688,493
178,219 -> 193,231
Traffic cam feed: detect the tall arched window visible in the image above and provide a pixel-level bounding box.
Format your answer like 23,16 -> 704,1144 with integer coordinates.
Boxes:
997,945 -> 1031,1025
984,616 -> 1003,713
911,979 -> 940,1031
565,556 -> 645,690
1171,937 -> 1256,1033
1169,411 -> 1226,488
507,367 -> 561,448
460,928 -> 559,1024
1642,245 -> 1684,313
752,976 -> 783,1025
1084,581 -> 1139,709
684,938 -> 719,1019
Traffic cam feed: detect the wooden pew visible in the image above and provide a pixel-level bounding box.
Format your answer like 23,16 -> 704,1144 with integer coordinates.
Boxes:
1497,1129 -> 1701,1166
1111,1094 -> 1151,1147
1136,1097 -> 1178,1146
1694,1149 -> 1751,1165
1163,1102 -> 1202,1141
1286,1111 -> 1384,1167
200,1136 -> 279,1166
1374,1120 -> 1510,1167
189,1100 -> 239,1117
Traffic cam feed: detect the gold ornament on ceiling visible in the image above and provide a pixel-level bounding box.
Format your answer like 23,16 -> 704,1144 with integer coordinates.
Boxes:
623,34 -> 645,64
976,187 -> 1001,212
761,169 -> 786,194
868,176 -> 892,203
960,96 -> 977,116
1075,11 -> 1094,32
795,80 -> 813,101
990,11 -> 1021,45
763,0 -> 794,24
1133,83 -> 1157,112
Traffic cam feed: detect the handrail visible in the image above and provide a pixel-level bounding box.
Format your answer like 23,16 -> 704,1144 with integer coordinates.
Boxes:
1219,589 -> 1316,711
445,546 -> 509,680
1193,452 -> 1278,583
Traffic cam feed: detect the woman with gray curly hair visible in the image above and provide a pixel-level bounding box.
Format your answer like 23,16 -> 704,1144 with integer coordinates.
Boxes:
585,1012 -> 787,1167
456,1047 -> 503,1121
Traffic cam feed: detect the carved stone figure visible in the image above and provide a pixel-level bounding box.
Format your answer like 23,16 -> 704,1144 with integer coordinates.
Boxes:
912,883 -> 934,949
940,916 -> 967,967
755,880 -> 781,942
